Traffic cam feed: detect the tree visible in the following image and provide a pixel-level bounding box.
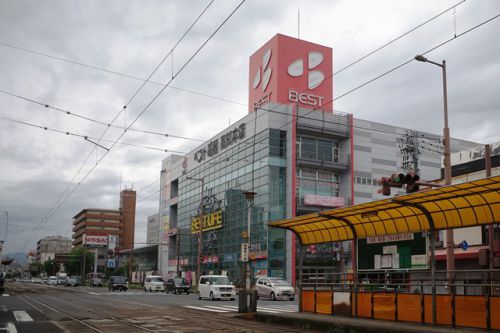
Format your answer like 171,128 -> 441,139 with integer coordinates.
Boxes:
29,262 -> 42,277
42,258 -> 56,275
64,247 -> 94,276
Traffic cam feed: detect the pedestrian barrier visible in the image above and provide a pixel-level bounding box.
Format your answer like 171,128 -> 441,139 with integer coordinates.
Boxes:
300,288 -> 500,330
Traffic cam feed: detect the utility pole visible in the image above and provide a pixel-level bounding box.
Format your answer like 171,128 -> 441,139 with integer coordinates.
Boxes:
486,144 -> 494,295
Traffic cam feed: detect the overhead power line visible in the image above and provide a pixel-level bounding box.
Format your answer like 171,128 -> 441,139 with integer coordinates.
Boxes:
20,0 -> 246,251
18,0 -> 218,250
0,88 -> 206,142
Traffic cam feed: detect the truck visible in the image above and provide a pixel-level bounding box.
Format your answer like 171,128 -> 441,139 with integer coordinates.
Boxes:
56,272 -> 67,285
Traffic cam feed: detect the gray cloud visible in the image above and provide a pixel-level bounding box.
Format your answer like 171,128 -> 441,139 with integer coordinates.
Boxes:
1,0 -> 499,254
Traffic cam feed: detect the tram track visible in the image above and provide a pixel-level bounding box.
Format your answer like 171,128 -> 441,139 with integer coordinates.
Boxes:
22,294 -> 159,332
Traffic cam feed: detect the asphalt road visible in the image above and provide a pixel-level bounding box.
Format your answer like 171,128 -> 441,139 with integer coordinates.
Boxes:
0,282 -> 310,333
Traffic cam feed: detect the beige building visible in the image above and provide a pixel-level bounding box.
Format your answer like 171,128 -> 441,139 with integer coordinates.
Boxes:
36,235 -> 72,263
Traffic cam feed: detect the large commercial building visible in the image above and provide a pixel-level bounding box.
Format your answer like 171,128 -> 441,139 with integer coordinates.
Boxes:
157,34 -> 477,284
146,213 -> 160,245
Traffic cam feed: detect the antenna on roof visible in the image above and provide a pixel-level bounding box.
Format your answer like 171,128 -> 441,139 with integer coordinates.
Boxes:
298,9 -> 300,39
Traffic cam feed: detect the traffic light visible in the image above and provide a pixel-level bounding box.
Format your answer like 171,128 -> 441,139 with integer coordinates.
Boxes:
377,173 -> 420,196
199,254 -> 204,264
404,173 -> 420,193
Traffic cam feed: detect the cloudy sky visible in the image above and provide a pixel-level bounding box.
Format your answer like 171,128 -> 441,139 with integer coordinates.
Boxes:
0,0 -> 499,255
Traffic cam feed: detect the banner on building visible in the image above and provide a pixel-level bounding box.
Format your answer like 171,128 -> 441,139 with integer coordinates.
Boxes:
108,235 -> 118,250
83,234 -> 108,248
303,194 -> 344,207
191,210 -> 223,234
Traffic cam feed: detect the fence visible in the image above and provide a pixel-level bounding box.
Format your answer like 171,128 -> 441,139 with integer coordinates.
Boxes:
299,269 -> 500,330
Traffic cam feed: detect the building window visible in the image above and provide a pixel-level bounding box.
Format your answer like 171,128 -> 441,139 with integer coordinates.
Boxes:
297,136 -> 339,162
297,168 -> 340,197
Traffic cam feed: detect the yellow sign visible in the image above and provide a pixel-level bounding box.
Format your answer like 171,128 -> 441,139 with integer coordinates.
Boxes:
191,210 -> 223,234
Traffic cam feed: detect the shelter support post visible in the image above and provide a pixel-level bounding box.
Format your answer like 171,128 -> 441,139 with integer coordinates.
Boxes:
298,238 -> 303,312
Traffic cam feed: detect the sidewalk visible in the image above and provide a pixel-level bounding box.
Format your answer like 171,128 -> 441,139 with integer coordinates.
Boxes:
242,311 -> 491,333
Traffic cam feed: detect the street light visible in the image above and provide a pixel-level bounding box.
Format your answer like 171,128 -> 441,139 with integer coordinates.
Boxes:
415,55 -> 455,316
186,176 -> 204,284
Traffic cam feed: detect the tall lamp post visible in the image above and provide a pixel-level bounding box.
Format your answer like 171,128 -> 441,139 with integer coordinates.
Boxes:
415,55 -> 454,286
186,176 -> 204,283
0,211 -> 8,272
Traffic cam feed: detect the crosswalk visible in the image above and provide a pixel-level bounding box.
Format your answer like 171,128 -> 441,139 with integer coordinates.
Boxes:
183,304 -> 298,314
0,310 -> 34,333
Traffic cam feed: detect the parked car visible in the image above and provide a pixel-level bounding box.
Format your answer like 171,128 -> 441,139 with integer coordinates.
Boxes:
144,275 -> 165,292
198,275 -> 235,301
89,277 -> 103,288
64,276 -> 80,287
165,277 -> 190,294
48,276 -> 58,286
56,276 -> 67,286
255,277 -> 295,301
108,276 -> 128,291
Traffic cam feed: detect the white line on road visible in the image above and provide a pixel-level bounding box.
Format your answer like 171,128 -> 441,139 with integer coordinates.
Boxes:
1,304 -> 7,311
256,306 -> 298,312
12,311 -> 33,322
7,323 -> 18,333
184,305 -> 230,313
2,294 -> 9,297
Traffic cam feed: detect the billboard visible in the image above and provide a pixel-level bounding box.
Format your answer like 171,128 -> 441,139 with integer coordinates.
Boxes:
191,210 -> 223,234
357,232 -> 428,271
249,34 -> 333,113
83,234 -> 108,248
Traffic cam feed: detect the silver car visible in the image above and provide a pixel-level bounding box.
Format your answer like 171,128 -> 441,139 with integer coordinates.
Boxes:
255,277 -> 295,301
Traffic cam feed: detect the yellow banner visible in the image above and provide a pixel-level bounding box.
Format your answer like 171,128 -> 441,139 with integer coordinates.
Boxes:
191,210 -> 223,234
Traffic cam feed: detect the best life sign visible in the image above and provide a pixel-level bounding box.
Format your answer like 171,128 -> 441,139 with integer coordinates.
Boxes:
83,234 -> 108,248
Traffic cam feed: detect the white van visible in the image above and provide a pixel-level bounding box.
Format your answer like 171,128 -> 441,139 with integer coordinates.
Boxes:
198,275 -> 236,301
144,275 -> 165,292
48,276 -> 57,286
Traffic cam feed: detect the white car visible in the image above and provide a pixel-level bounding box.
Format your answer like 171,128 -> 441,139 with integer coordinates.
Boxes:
255,277 -> 295,301
48,276 -> 57,286
198,275 -> 236,301
144,275 -> 165,292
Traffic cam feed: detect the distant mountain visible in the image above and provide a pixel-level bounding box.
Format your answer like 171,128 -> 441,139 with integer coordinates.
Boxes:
2,252 -> 26,265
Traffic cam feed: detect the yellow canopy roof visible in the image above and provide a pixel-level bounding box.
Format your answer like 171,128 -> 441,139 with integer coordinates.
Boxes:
270,176 -> 500,245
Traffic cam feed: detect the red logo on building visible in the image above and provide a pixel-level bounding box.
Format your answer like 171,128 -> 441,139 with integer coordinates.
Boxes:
248,34 -> 332,113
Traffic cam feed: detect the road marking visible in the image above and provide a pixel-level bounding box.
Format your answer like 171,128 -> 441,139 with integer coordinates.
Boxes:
1,304 -> 7,311
12,311 -> 33,322
188,304 -> 296,314
183,305 -> 230,313
2,294 -> 9,297
256,306 -> 297,312
7,323 -> 18,333
87,292 -> 100,295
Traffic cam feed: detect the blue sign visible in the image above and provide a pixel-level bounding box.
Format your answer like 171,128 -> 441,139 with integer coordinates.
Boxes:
459,240 -> 469,251
107,259 -> 115,268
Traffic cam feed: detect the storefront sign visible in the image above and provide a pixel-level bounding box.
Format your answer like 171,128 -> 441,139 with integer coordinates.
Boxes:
367,233 -> 414,244
193,123 -> 246,163
191,210 -> 223,234
202,255 -> 219,264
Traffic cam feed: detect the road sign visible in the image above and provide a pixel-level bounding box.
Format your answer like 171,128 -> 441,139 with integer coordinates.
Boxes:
241,243 -> 249,262
107,258 -> 115,268
459,240 -> 469,251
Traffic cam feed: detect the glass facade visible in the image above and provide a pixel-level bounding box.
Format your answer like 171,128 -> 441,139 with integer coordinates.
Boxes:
171,128 -> 287,284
